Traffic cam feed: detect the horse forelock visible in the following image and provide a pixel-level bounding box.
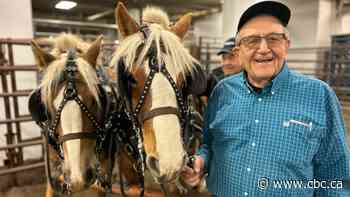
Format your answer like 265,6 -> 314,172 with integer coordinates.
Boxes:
142,6 -> 170,29
40,34 -> 101,115
51,33 -> 88,56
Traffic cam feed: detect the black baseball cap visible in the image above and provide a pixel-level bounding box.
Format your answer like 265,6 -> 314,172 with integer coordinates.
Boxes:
217,37 -> 235,56
237,1 -> 291,33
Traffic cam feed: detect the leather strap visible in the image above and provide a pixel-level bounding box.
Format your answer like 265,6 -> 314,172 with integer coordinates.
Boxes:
59,132 -> 97,144
140,106 -> 180,122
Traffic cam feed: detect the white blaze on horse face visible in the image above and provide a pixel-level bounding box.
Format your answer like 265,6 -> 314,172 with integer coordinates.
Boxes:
149,72 -> 186,179
54,87 -> 85,188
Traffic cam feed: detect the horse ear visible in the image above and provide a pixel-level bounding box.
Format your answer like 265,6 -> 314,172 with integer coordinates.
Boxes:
30,40 -> 55,70
82,35 -> 103,67
170,13 -> 192,40
115,2 -> 140,38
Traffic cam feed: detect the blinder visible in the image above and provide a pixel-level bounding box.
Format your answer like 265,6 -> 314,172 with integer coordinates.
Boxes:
28,88 -> 49,122
97,84 -> 112,119
117,59 -> 137,103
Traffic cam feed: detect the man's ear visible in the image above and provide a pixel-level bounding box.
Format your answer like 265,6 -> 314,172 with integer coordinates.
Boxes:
232,47 -> 241,58
286,39 -> 291,49
234,46 -> 244,63
232,47 -> 239,54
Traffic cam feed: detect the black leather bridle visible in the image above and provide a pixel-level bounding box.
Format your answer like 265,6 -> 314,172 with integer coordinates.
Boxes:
34,50 -> 115,194
115,25 -> 196,197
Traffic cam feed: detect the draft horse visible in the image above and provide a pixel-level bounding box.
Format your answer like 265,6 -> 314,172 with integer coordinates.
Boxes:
109,3 -> 205,196
29,33 -> 117,196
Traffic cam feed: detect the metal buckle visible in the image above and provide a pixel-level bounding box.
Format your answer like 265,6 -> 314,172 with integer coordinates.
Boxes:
64,84 -> 77,99
125,143 -> 134,156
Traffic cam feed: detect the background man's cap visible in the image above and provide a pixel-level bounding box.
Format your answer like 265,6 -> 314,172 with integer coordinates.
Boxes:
237,1 -> 291,33
217,37 -> 235,56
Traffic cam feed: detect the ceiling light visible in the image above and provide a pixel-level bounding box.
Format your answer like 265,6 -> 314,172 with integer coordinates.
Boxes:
55,1 -> 77,10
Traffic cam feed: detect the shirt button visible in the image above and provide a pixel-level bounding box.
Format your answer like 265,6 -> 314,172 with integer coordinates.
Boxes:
247,167 -> 251,172
255,119 -> 259,123
258,98 -> 262,102
271,91 -> 275,95
252,142 -> 256,147
244,192 -> 248,196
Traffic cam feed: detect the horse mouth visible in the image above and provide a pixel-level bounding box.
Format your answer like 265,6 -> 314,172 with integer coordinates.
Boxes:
147,155 -> 188,184
84,167 -> 97,187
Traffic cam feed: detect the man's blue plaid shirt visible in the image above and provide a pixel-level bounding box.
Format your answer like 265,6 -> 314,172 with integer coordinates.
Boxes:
198,64 -> 350,196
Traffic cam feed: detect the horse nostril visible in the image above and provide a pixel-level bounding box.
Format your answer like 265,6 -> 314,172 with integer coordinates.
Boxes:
146,155 -> 160,175
84,167 -> 96,186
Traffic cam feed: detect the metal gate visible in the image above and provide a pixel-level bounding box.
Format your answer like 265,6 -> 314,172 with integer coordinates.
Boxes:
0,38 -> 44,178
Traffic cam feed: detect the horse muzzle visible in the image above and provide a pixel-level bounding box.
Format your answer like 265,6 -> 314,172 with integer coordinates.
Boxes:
147,154 -> 188,184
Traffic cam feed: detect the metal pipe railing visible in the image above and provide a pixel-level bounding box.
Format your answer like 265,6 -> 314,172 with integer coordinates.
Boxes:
0,162 -> 44,176
0,139 -> 43,151
0,116 -> 33,124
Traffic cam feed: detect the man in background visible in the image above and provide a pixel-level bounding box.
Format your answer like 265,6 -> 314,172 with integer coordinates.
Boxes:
212,37 -> 241,81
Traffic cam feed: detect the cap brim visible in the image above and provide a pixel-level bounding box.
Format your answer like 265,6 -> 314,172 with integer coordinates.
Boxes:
217,49 -> 232,56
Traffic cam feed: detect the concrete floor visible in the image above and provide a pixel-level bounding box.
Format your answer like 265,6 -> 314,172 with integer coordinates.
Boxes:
0,184 -> 212,197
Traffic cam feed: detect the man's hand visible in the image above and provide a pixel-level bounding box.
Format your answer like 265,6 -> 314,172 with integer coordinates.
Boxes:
181,155 -> 205,187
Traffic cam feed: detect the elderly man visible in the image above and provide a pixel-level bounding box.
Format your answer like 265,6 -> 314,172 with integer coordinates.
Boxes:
182,1 -> 350,196
213,37 -> 242,81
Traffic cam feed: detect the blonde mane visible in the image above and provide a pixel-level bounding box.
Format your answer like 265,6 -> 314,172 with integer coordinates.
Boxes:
110,7 -> 198,79
39,33 -> 101,113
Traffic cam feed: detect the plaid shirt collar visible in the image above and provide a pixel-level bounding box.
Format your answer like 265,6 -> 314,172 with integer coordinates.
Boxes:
242,61 -> 290,95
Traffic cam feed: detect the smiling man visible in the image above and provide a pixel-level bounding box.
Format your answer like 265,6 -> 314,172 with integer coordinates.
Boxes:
181,1 -> 350,196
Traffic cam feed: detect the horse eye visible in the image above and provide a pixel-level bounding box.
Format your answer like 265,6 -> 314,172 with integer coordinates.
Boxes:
76,49 -> 83,53
126,73 -> 138,86
129,77 -> 138,87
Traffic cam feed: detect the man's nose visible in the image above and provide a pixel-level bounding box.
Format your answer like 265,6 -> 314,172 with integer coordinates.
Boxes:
223,59 -> 232,65
257,38 -> 271,53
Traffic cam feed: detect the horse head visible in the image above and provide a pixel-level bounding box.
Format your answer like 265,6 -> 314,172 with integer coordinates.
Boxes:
112,2 -> 197,184
30,33 -> 105,192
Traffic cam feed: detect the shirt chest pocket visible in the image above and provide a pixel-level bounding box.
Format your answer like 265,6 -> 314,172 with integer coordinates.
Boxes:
282,119 -> 325,139
283,119 -> 313,137
278,119 -> 325,165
